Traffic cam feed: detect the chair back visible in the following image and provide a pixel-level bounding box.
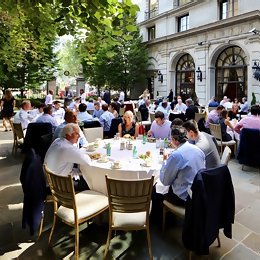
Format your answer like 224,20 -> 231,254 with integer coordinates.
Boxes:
209,123 -> 222,141
44,165 -> 75,210
105,175 -> 154,214
83,127 -> 103,143
12,122 -> 24,140
220,146 -> 231,165
119,107 -> 125,117
83,120 -> 101,128
108,117 -> 123,138
237,128 -> 260,167
149,112 -> 155,122
195,113 -> 205,123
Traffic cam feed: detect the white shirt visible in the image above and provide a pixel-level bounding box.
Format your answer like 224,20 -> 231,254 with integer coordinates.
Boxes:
45,94 -> 53,105
53,107 -> 65,121
44,138 -> 91,176
119,91 -> 125,102
13,109 -> 33,129
77,111 -> 93,122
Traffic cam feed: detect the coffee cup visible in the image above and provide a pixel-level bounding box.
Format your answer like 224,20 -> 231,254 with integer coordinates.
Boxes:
113,161 -> 121,168
100,155 -> 107,162
145,158 -> 152,167
88,144 -> 95,151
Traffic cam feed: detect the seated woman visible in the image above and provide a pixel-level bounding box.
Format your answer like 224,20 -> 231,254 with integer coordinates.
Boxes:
218,110 -> 234,141
118,111 -> 139,138
108,102 -> 119,118
228,103 -> 239,120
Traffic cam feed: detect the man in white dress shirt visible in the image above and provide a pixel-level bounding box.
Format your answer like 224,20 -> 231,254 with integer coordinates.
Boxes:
13,100 -> 33,129
52,100 -> 65,123
44,123 -> 91,190
45,90 -> 53,105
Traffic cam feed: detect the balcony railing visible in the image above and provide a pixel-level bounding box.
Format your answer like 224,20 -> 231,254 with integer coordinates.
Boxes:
145,7 -> 158,20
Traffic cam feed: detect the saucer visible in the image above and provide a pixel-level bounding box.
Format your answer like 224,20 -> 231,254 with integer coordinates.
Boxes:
97,158 -> 109,163
111,164 -> 122,169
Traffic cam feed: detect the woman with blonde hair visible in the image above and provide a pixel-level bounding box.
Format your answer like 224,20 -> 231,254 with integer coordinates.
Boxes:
1,89 -> 15,131
118,110 -> 139,138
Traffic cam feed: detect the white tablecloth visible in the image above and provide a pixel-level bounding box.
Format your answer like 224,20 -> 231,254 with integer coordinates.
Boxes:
80,139 -> 172,195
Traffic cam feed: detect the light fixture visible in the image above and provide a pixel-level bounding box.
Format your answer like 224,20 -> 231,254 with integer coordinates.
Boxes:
158,70 -> 163,83
252,61 -> 260,81
196,67 -> 202,82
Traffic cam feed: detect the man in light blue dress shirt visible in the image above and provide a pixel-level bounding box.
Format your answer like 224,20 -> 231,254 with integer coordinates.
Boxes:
99,104 -> 115,135
77,103 -> 93,122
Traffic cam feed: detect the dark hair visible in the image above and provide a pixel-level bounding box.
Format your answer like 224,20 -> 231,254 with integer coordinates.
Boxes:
251,105 -> 259,116
171,118 -> 183,127
109,102 -> 117,111
78,103 -> 87,112
171,126 -> 187,144
183,120 -> 199,134
217,105 -> 225,111
37,103 -> 46,109
162,102 -> 168,109
155,111 -> 165,120
102,104 -> 108,111
53,100 -> 60,105
220,109 -> 228,119
43,106 -> 52,114
94,101 -> 100,107
64,110 -> 77,123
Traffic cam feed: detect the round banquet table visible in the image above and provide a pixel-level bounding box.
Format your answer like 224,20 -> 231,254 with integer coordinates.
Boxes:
80,138 -> 173,195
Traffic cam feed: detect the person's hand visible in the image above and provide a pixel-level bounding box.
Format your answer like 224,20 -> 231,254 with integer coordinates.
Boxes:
147,130 -> 152,137
163,150 -> 169,160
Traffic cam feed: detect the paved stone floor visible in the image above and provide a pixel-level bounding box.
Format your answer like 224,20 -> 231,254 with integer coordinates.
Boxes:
0,121 -> 259,259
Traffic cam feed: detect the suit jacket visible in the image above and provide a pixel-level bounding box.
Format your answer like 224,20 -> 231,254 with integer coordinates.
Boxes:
20,148 -> 47,235
182,165 -> 235,255
185,105 -> 198,121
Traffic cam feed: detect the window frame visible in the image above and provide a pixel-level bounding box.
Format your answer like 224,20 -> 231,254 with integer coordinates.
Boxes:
178,14 -> 189,32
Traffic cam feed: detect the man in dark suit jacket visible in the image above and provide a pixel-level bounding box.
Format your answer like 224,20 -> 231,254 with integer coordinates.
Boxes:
185,98 -> 198,121
138,99 -> 151,121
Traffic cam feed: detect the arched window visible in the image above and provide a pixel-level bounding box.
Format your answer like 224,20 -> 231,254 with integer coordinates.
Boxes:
216,46 -> 247,102
176,54 -> 195,101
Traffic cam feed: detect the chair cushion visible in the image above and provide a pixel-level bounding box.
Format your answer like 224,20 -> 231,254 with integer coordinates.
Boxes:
112,212 -> 147,228
163,200 -> 185,217
56,190 -> 108,224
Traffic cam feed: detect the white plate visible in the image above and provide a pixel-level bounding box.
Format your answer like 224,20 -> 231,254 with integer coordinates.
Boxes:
97,158 -> 109,163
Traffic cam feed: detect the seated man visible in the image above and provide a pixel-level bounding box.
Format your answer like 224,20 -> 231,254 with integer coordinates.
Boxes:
77,103 -> 93,122
183,119 -> 221,169
185,98 -> 198,121
205,105 -> 224,129
239,97 -> 249,115
159,126 -> 205,205
13,100 -> 34,130
148,111 -> 171,140
234,105 -> 260,134
99,104 -> 115,136
93,101 -> 103,119
36,106 -> 58,132
138,99 -> 151,121
44,123 -> 91,191
54,110 -> 87,147
155,100 -> 169,119
174,98 -> 187,113
29,103 -> 46,122
52,100 -> 65,123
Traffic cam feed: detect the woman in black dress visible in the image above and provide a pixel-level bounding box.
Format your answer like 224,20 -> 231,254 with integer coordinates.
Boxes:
1,89 -> 15,131
218,110 -> 234,141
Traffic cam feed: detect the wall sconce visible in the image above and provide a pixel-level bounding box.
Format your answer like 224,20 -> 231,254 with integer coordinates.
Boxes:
196,67 -> 202,82
158,70 -> 163,83
252,61 -> 260,81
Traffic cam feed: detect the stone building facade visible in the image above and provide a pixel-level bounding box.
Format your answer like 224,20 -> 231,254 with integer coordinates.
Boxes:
136,0 -> 260,105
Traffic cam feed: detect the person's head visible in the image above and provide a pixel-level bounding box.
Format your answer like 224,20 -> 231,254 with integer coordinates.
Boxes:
177,98 -> 182,105
231,103 -> 239,112
78,103 -> 87,112
216,105 -> 225,114
185,98 -> 193,107
88,98 -> 94,103
155,111 -> 165,126
171,126 -> 188,148
61,123 -> 80,144
234,98 -> 238,103
109,102 -> 117,112
74,97 -> 81,103
53,100 -> 61,109
80,88 -> 84,94
64,110 -> 77,123
123,110 -> 134,124
182,120 -> 199,140
4,89 -> 12,99
102,104 -> 108,111
49,90 -> 53,95
223,96 -> 228,102
250,105 -> 259,116
220,109 -> 228,119
43,106 -> 53,115
65,86 -> 70,91
94,102 -> 100,110
162,100 -> 168,109
98,97 -> 102,102
242,97 -> 247,103
21,100 -> 31,111
145,99 -> 151,106
171,118 -> 184,127
37,103 -> 46,113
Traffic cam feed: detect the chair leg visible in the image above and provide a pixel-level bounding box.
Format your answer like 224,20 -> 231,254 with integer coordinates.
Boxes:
38,210 -> 44,240
188,250 -> 192,260
162,205 -> 167,232
104,227 -> 112,259
75,223 -> 79,260
48,214 -> 57,244
146,228 -> 153,260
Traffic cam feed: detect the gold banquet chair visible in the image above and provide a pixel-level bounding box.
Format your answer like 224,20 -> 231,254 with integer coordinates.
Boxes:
44,165 -> 109,260
10,122 -> 24,154
104,175 -> 154,260
209,123 -> 236,157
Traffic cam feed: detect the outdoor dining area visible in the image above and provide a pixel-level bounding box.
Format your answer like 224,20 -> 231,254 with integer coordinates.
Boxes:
2,97 -> 260,259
